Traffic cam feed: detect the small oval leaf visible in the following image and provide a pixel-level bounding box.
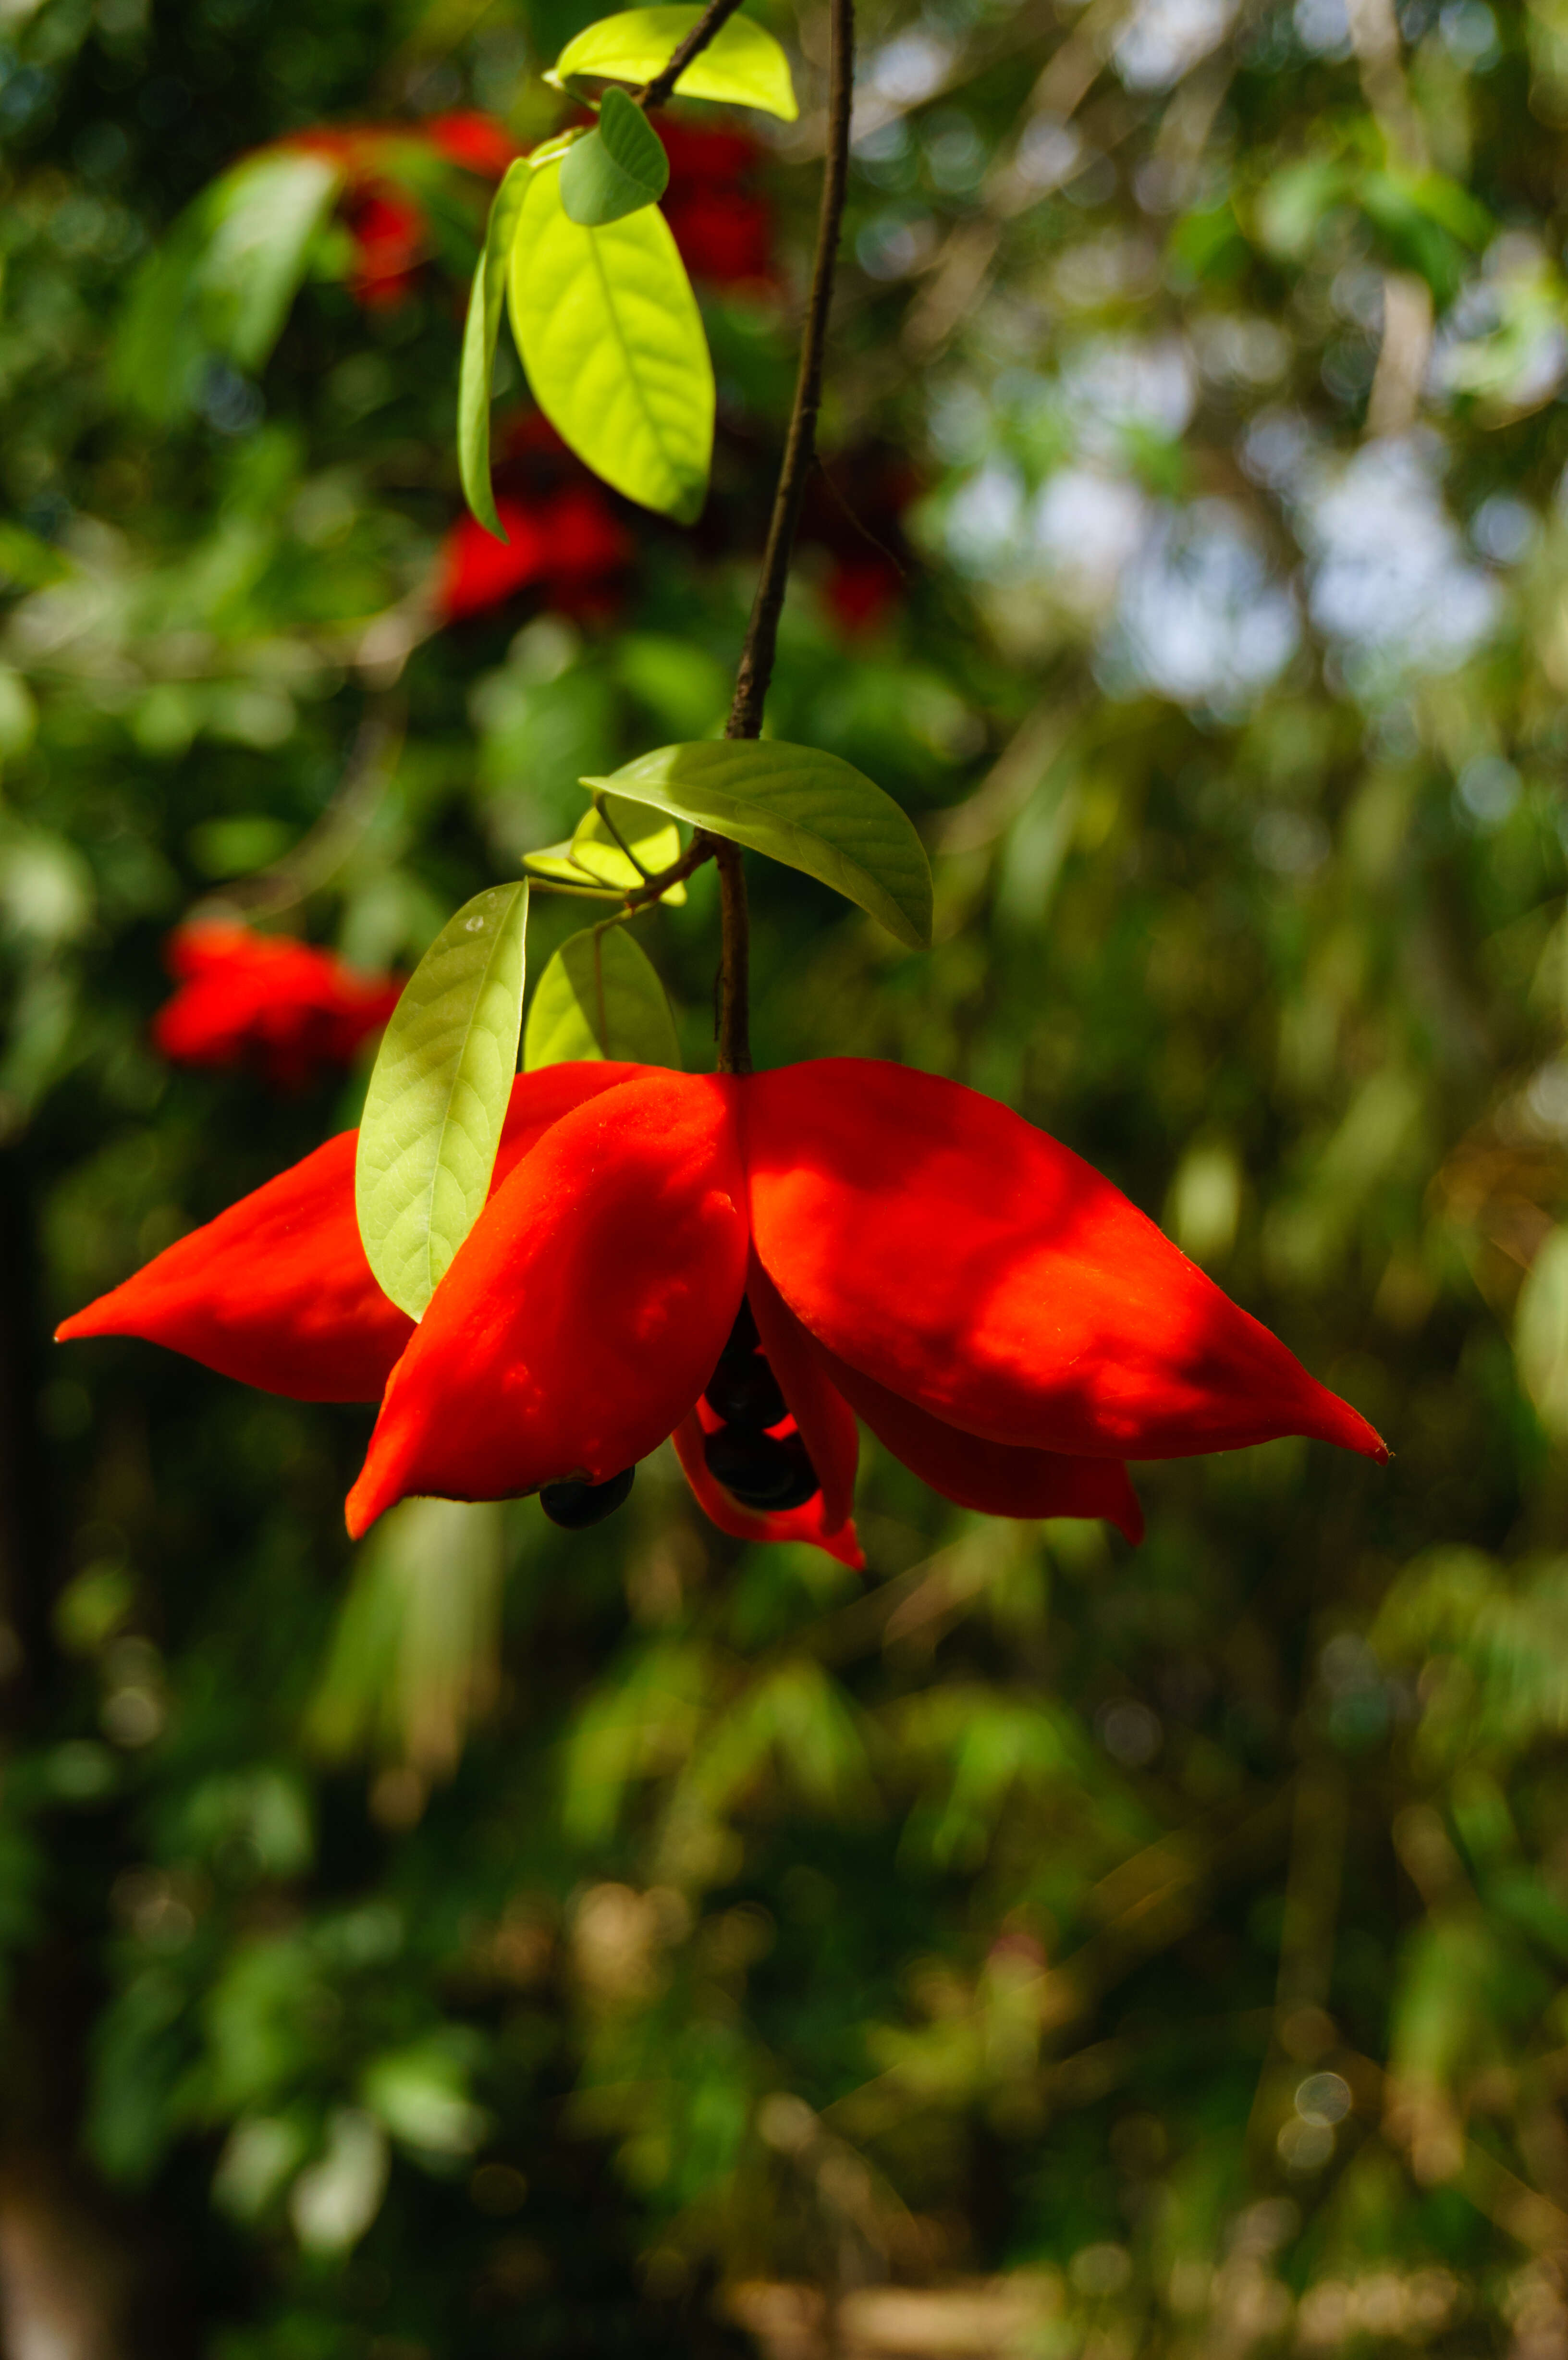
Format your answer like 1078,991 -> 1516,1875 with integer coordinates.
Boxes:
355,883 -> 529,1321
458,159 -> 532,539
578,794 -> 686,893
561,88 -> 670,226
549,5 -> 798,119
526,796 -> 688,901
582,742 -> 933,947
508,158 -> 712,523
524,925 -> 682,1069
521,846 -> 619,895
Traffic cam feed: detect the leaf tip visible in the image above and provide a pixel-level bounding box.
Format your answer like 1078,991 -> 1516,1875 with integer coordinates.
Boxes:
667,477 -> 709,527
467,496 -> 509,546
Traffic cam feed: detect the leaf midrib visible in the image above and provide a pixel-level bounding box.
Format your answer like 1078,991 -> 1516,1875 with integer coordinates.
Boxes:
600,756 -> 922,936
580,203 -> 684,501
416,886 -> 523,1307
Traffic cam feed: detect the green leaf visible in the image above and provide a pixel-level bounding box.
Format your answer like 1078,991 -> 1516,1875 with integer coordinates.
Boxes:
1165,201 -> 1248,288
1250,158 -> 1351,261
523,925 -> 681,1069
201,149 -> 344,371
306,1499 -> 504,1775
116,209 -> 215,420
1366,163 -> 1491,252
355,883 -> 529,1321
525,795 -> 687,902
583,742 -> 934,948
458,160 -> 533,539
1357,167 -> 1489,304
116,150 -> 344,418
508,159 -> 712,522
548,6 -> 798,121
561,87 -> 670,227
1518,1229 -> 1568,1440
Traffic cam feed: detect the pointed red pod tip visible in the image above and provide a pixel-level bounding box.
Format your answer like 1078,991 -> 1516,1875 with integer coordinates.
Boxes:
1308,1385 -> 1390,1465
742,1060 -> 1396,1471
51,1131 -> 415,1403
54,1306 -> 103,1345
53,1064 -> 657,1412
344,1460 -> 399,1542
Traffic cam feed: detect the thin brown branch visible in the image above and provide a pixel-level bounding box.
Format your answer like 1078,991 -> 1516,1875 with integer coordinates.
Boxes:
619,832 -> 717,913
530,821 -> 721,913
703,0 -> 853,1074
727,0 -> 854,742
635,0 -> 748,110
630,0 -> 859,1071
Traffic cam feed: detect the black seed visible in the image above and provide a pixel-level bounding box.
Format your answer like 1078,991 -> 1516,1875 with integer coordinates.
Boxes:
539,1467 -> 635,1528
704,1350 -> 786,1430
703,1425 -> 819,1512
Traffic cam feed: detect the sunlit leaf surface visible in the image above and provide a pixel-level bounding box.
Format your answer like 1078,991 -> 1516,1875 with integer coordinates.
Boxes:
355,883 -> 528,1319
548,5 -> 797,121
523,923 -> 681,1068
526,795 -> 688,902
457,160 -> 533,538
508,158 -> 712,522
584,741 -> 934,946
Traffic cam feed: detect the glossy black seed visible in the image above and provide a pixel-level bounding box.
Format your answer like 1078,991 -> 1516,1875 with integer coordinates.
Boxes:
703,1426 -> 819,1512
539,1466 -> 635,1528
704,1350 -> 786,1430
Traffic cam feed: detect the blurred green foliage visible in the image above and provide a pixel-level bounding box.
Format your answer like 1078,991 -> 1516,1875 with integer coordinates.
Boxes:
5,0 -> 1568,2348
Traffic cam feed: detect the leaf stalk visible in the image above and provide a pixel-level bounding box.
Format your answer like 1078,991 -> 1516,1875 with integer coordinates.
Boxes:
712,0 -> 855,1071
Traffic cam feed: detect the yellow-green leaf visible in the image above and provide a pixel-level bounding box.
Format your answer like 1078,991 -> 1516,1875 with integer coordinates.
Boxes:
524,925 -> 681,1069
560,86 -> 670,226
355,884 -> 528,1321
548,5 -> 798,120
1519,1227 -> 1568,1439
457,159 -> 531,539
583,741 -> 933,947
525,795 -> 687,902
508,159 -> 712,522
